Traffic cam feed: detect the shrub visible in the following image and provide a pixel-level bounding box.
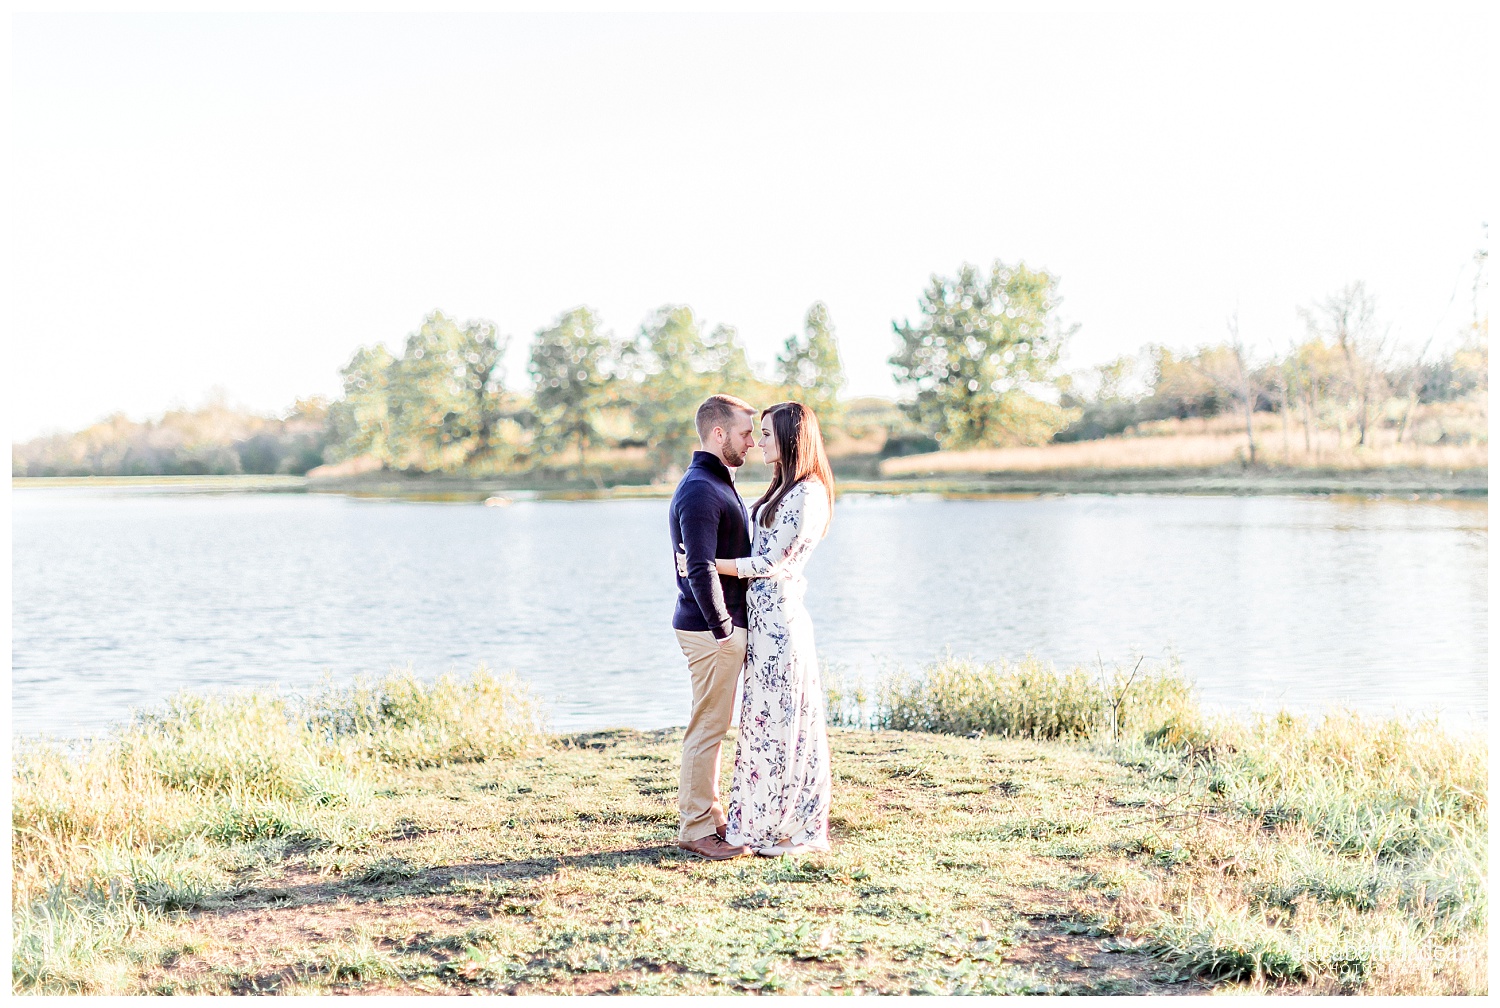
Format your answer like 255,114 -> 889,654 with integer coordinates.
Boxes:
306,665 -> 546,768
874,654 -> 1193,741
820,661 -> 870,728
119,691 -> 341,800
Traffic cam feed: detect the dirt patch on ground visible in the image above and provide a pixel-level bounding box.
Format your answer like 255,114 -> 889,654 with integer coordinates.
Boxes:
190,896 -> 485,951
1007,920 -> 1209,995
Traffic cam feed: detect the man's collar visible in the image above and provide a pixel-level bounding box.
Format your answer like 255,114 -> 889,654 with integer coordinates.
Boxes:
690,450 -> 737,484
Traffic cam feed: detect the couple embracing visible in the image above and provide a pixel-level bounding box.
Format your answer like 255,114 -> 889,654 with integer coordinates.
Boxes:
668,394 -> 835,860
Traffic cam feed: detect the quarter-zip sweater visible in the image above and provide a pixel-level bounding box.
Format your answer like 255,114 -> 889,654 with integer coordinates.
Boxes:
669,451 -> 751,640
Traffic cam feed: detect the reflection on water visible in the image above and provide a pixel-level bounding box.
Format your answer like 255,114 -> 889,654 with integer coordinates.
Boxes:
11,489 -> 1488,738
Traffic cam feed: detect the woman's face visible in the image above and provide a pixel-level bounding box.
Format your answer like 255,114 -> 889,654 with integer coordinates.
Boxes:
757,419 -> 780,465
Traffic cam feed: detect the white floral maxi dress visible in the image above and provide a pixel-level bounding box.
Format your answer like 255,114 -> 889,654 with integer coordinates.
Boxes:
724,479 -> 832,854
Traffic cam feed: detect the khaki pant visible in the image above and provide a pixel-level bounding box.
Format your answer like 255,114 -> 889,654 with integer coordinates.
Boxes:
674,627 -> 748,842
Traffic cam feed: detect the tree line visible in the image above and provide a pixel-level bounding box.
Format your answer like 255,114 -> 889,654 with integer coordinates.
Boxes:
326,300 -> 847,477
321,259 -> 1081,476
1057,275 -> 1489,461
11,396 -> 330,478
13,255 -> 1487,478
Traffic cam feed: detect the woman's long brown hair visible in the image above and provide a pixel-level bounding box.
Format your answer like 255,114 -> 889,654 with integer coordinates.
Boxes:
750,401 -> 835,536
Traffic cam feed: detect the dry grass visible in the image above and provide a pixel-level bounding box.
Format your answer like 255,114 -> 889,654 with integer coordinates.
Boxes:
12,667 -> 543,914
882,412 -> 1488,476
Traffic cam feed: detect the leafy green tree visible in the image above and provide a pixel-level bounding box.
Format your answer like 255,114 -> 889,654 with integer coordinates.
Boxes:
622,306 -> 766,474
451,318 -> 510,464
529,307 -> 616,465
327,344 -> 397,464
392,311 -> 509,471
701,322 -> 759,389
776,301 -> 846,425
332,312 -> 508,473
889,261 -> 1074,448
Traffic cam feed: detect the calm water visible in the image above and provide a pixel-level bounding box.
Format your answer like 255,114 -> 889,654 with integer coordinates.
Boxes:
11,488 -> 1489,738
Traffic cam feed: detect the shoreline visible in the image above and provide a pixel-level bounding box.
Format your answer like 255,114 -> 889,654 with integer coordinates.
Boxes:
13,681 -> 1490,747
12,465 -> 1490,499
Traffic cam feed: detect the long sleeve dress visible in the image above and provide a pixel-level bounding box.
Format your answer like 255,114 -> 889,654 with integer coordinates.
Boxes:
723,479 -> 833,855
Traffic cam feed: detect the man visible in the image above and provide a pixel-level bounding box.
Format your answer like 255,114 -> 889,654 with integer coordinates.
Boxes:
668,393 -> 757,860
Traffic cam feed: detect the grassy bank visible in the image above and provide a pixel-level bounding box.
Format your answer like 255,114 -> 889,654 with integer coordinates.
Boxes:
880,437 -> 1488,481
12,660 -> 1486,995
14,469 -> 1489,499
880,412 -> 1488,479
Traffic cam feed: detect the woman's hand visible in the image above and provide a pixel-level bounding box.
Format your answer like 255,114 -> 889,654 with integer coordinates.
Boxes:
679,546 -> 741,579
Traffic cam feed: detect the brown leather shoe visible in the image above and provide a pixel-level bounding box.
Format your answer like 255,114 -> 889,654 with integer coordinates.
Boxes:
677,834 -> 750,860
715,824 -> 727,840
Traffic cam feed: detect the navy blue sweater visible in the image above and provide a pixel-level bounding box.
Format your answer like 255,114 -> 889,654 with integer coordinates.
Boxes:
669,451 -> 751,639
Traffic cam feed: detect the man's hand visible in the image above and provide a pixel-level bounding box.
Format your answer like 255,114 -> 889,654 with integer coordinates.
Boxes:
675,542 -> 689,578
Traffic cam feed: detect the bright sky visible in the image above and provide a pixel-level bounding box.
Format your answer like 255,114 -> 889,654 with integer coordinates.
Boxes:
10,10 -> 1493,439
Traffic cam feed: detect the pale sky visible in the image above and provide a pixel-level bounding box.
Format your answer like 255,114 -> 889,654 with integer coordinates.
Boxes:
10,10 -> 1494,440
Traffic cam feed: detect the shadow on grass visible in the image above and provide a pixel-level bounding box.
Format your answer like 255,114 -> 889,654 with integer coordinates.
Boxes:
555,726 -> 685,750
211,843 -> 688,917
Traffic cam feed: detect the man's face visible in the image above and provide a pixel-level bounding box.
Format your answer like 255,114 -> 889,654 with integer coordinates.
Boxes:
719,411 -> 757,467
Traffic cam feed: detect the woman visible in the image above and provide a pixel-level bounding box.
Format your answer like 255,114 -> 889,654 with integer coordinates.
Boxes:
714,401 -> 835,856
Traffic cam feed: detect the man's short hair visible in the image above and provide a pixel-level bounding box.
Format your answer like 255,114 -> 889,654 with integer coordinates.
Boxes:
695,394 -> 755,442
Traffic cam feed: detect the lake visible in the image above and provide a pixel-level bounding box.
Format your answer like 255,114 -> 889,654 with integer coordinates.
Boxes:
11,487 -> 1488,738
